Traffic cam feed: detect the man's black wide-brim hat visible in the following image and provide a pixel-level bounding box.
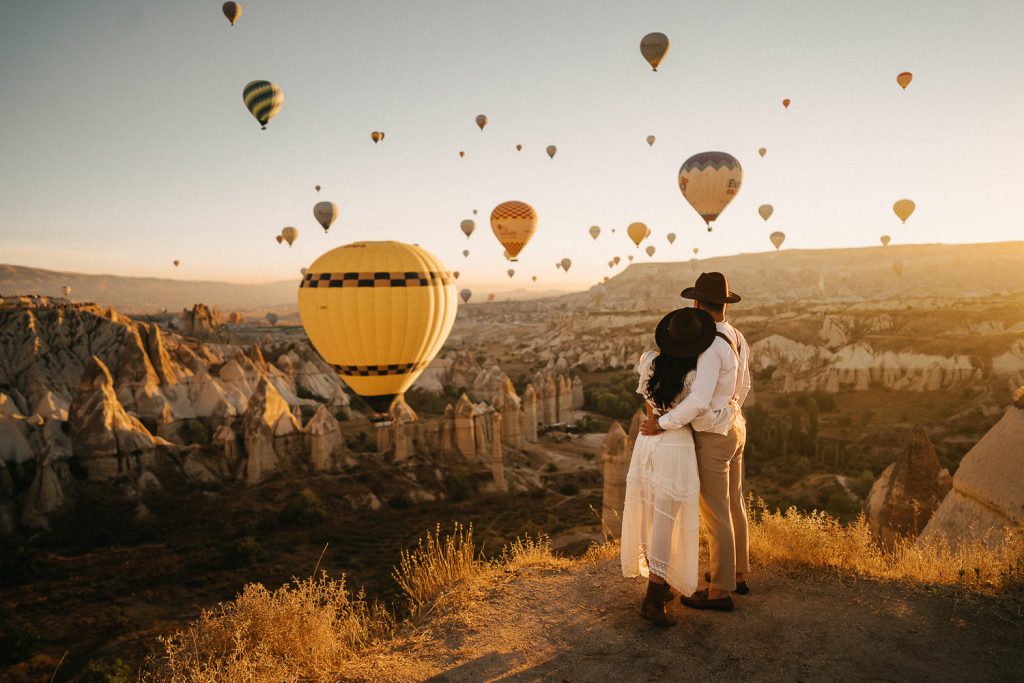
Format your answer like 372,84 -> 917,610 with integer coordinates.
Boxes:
680,271 -> 742,304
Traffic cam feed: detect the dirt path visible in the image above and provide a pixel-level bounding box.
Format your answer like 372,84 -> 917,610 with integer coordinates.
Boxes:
353,558 -> 1024,682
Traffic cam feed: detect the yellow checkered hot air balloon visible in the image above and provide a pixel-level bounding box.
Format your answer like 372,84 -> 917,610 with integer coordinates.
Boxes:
298,241 -> 458,417
490,200 -> 538,260
678,151 -> 743,232
243,80 -> 283,130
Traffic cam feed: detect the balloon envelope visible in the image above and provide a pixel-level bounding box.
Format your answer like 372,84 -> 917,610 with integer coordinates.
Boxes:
560,258 -> 572,271
667,233 -> 676,244
371,131 -> 384,143
173,260 -> 180,267
645,245 -> 656,257
222,2 -> 242,25
266,313 -> 278,326
507,269 -> 515,278
758,204 -> 773,221
460,288 -> 471,303
758,147 -> 767,157
298,241 -> 457,415
546,145 -> 557,159
516,144 -> 522,151
893,199 -> 915,223
880,235 -> 891,246
589,225 -> 601,240
313,202 -> 339,232
243,81 -> 283,129
460,219 -> 475,238
627,222 -> 649,246
491,200 -> 538,259
276,235 -> 284,244
769,231 -> 785,250
640,32 -> 670,71
315,185 -> 321,192
897,72 -> 913,89
281,227 -> 299,246
646,135 -> 656,147
678,151 -> 742,229
782,98 -> 791,108
475,114 -> 488,130
462,249 -> 469,257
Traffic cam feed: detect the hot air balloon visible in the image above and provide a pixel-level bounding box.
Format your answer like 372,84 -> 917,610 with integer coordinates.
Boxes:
315,185 -> 321,192
61,285 -> 71,298
222,2 -> 242,26
314,201 -> 339,233
692,248 -> 699,255
281,227 -> 299,247
646,135 -> 656,147
893,199 -> 915,223
589,225 -> 601,240
453,271 -> 460,279
298,241 -> 458,417
266,312 -> 279,326
608,260 -> 614,268
472,209 -> 478,216
646,245 -> 656,257
892,260 -> 904,277
678,151 -> 742,231
371,131 -> 384,143
173,260 -> 180,267
491,200 -> 537,260
463,249 -> 469,257
758,148 -> 767,158
300,267 -> 307,276
627,222 -> 649,246
897,72 -> 913,90
880,235 -> 891,247
628,255 -> 634,262
613,256 -> 621,265
276,235 -> 284,244
782,99 -> 791,108
460,288 -> 472,303
460,219 -> 475,238
560,258 -> 572,271
667,233 -> 676,244
546,145 -> 557,159
531,275 -> 537,282
758,204 -> 774,221
475,114 -> 488,130
487,293 -> 496,302
505,269 -> 514,279
459,151 -> 465,158
640,32 -> 670,71
516,144 -> 522,152
769,231 -> 785,250
228,312 -> 241,324
243,81 -> 283,130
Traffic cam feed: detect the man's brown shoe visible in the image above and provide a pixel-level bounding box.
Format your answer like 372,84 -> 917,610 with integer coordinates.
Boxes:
703,571 -> 750,595
680,588 -> 734,612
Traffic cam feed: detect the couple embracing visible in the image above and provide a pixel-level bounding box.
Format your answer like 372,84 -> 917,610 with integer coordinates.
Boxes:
620,272 -> 752,626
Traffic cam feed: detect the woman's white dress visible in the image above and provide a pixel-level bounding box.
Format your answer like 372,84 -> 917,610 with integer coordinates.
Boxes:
620,350 -> 701,595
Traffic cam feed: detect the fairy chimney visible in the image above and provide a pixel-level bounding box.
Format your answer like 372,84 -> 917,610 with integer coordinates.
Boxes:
491,412 -> 507,493
571,375 -> 585,410
454,393 -> 476,459
493,375 -> 524,448
521,383 -> 539,442
601,421 -> 630,538
440,404 -> 457,456
305,405 -> 342,471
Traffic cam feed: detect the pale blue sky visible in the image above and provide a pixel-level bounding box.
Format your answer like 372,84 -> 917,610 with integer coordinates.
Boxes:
1,1 -> 1021,289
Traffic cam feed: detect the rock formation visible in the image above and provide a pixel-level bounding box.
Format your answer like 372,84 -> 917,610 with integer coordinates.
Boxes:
306,405 -> 342,471
600,421 -> 629,538
179,303 -> 225,341
242,376 -> 301,484
865,426 -> 951,548
454,393 -> 476,459
521,384 -> 538,442
490,412 -> 507,493
68,356 -> 168,480
920,392 -> 1024,547
492,376 -> 524,448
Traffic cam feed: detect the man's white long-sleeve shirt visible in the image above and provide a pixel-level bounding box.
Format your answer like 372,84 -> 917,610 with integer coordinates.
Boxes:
657,321 -> 750,432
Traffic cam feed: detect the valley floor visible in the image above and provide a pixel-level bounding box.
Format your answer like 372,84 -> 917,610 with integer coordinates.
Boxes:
352,557 -> 1024,682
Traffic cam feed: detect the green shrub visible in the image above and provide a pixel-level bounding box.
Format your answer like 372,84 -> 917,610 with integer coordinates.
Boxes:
82,658 -> 135,683
278,489 -> 327,527
222,536 -> 263,568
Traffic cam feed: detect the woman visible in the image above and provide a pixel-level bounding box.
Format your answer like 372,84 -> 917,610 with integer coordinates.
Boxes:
620,306 -> 716,627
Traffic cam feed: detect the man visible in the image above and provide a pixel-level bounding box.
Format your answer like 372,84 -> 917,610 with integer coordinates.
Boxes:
640,272 -> 751,611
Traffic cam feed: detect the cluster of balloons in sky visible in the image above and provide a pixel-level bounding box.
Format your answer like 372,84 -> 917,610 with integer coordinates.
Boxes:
220,5 -> 920,418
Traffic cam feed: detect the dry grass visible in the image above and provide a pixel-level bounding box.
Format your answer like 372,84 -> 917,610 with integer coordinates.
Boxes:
146,509 -> 1023,681
748,498 -> 1024,591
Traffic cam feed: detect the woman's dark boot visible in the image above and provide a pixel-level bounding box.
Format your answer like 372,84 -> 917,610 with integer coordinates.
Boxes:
640,581 -> 677,627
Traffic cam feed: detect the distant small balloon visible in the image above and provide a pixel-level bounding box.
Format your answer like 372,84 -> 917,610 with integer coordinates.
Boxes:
692,248 -> 699,255
627,222 -> 649,246
516,144 -> 522,151
628,255 -> 634,262
300,267 -> 307,276
222,2 -> 242,25
645,245 -> 656,257
640,32 -> 670,71
666,233 -> 676,244
173,260 -> 180,267
371,131 -> 385,143
769,231 -> 785,250
276,235 -> 284,244
315,185 -> 321,192
560,258 -> 572,272
880,235 -> 891,246
782,98 -> 791,108
531,275 -> 537,282
487,293 -> 496,302
758,204 -> 774,222
758,148 -> 767,158
460,219 -> 475,238
893,199 -> 916,223
266,312 -> 279,326
460,288 -> 472,303
313,201 -> 339,233
507,269 -> 515,278
472,209 -> 478,215
459,151 -> 465,158
453,271 -> 460,279
897,71 -> 913,90
281,226 -> 299,247
589,225 -> 601,240
613,256 -> 621,265
463,249 -> 469,257
229,312 -> 241,324
646,135 -> 656,147
475,114 -> 488,130
546,145 -> 557,159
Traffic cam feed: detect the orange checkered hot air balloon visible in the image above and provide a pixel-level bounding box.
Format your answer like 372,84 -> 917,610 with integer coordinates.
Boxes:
490,200 -> 537,261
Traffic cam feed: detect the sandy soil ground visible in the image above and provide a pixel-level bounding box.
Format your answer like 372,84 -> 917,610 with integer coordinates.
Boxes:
351,557 -> 1024,682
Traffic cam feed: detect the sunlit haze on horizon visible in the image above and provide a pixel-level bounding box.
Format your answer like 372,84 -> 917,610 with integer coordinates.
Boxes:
1,1 -> 1022,290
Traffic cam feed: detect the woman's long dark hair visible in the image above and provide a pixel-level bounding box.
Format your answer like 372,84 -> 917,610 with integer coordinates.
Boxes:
646,353 -> 699,411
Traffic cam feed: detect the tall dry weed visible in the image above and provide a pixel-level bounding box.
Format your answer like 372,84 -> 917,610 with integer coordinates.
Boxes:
392,523 -> 478,612
147,573 -> 392,683
748,498 -> 1024,591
